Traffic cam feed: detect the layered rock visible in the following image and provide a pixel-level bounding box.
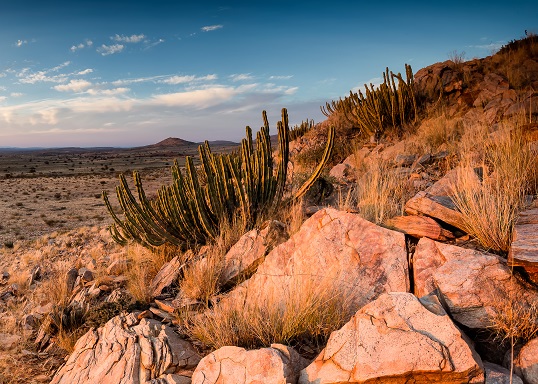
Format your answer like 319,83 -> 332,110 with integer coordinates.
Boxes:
192,344 -> 308,384
514,338 -> 538,384
299,292 -> 484,383
50,313 -> 200,384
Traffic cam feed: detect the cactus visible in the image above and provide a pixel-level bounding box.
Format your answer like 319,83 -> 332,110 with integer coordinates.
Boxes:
321,64 -> 417,139
104,109 -> 335,249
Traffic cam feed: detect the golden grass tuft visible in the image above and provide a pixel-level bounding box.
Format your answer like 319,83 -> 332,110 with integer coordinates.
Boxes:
350,158 -> 416,224
452,123 -> 537,253
185,272 -> 358,351
490,300 -> 538,343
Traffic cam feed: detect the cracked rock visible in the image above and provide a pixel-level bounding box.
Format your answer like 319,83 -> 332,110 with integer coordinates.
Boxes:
50,312 -> 200,384
192,344 -> 308,384
299,292 -> 484,384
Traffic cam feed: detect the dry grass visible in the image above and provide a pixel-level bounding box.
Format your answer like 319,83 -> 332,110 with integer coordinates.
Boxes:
490,300 -> 538,343
348,158 -> 416,224
414,114 -> 464,153
452,123 -> 537,253
124,243 -> 177,303
185,272 -> 358,351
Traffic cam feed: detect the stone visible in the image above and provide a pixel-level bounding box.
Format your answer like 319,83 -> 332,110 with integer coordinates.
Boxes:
508,205 -> 538,279
385,215 -> 455,241
66,267 -> 78,293
50,313 -> 201,384
484,361 -> 523,384
329,163 -> 354,182
514,338 -> 538,384
0,333 -> 21,350
78,267 -> 94,282
150,255 -> 184,298
192,344 -> 309,384
215,208 -> 409,330
300,292 -> 484,384
220,220 -> 288,288
413,238 -> 538,329
0,271 -> 9,285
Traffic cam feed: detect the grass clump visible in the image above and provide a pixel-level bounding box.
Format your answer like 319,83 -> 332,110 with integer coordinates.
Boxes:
185,273 -> 357,353
452,124 -> 537,253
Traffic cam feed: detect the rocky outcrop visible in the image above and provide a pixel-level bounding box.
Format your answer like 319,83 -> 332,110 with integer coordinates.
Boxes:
192,344 -> 308,384
414,238 -> 538,329
50,312 -> 200,384
150,255 -> 185,298
299,292 -> 484,383
514,338 -> 538,384
484,362 -> 523,384
223,208 -> 409,312
220,220 -> 288,288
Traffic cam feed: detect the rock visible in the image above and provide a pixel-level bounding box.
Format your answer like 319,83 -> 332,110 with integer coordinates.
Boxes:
508,205 -> 538,281
66,267 -> 78,293
394,153 -> 417,167
385,215 -> 455,240
299,292 -> 484,384
0,333 -> 21,350
329,163 -> 354,182
404,190 -> 466,230
413,238 -> 538,329
241,208 -> 407,308
0,271 -> 9,285
150,255 -> 185,298
514,338 -> 538,384
107,259 -> 129,275
78,267 -> 94,282
220,220 -> 289,288
148,374 -> 191,384
484,361 -> 523,384
192,344 -> 309,384
50,312 -> 201,384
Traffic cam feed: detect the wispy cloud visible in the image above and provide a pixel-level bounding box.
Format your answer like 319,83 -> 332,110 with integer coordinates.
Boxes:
269,75 -> 294,80
53,79 -> 93,92
0,96 -> 7,102
97,44 -> 124,56
85,87 -> 130,96
111,75 -> 168,86
112,34 -> 146,43
70,39 -> 93,52
16,39 -> 27,47
229,73 -> 254,82
17,62 -> 72,84
201,25 -> 223,32
160,74 -> 218,85
10,93 -> 24,97
144,38 -> 165,50
468,41 -> 505,52
77,69 -> 93,75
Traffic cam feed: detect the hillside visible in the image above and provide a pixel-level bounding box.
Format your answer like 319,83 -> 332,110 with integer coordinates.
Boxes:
1,35 -> 538,383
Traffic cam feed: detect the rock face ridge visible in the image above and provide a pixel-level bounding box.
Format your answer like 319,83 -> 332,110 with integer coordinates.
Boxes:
50,313 -> 201,384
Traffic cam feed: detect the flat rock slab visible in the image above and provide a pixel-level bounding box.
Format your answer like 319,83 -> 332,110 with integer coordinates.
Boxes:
299,292 -> 484,384
509,206 -> 538,275
385,215 -> 455,240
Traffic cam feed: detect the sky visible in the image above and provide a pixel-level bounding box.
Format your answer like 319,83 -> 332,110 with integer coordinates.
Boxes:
0,0 -> 536,148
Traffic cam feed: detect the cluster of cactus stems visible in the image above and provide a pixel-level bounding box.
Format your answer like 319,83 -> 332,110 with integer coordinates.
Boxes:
289,119 -> 315,141
103,109 -> 335,249
322,64 -> 417,138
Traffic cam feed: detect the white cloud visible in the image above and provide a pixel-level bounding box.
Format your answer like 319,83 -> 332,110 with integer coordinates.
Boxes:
16,39 -> 27,47
10,93 -> 23,97
51,61 -> 71,72
201,25 -> 223,32
112,34 -> 146,43
86,87 -> 130,96
70,39 -> 93,52
269,75 -> 293,80
160,74 -> 218,85
468,41 -> 505,52
53,79 -> 93,92
144,38 -> 165,50
112,75 -> 167,86
97,44 -> 124,56
229,73 -> 254,82
70,43 -> 85,52
77,69 -> 93,75
0,96 -> 7,102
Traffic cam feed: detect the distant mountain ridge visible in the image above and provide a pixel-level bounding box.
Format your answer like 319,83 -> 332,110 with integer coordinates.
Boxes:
148,137 -> 196,147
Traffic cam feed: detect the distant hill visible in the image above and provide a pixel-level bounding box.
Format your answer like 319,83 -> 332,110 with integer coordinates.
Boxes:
149,137 -> 196,147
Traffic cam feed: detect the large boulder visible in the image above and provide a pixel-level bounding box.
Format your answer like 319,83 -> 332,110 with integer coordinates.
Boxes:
414,238 -> 538,329
299,292 -> 484,384
50,313 -> 201,384
484,361 -> 523,384
227,208 -> 409,311
191,344 -> 308,384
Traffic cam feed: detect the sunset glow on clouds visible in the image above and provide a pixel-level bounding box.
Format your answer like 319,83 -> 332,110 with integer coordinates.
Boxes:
0,0 -> 535,147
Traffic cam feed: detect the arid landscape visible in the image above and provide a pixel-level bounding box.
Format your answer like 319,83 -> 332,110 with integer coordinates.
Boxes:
1,35 -> 538,384
0,139 -> 237,246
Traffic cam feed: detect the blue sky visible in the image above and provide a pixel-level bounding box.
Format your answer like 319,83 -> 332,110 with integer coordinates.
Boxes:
0,0 -> 536,147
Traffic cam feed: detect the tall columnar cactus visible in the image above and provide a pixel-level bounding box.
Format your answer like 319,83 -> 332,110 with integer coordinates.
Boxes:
321,64 -> 417,138
103,109 -> 335,249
